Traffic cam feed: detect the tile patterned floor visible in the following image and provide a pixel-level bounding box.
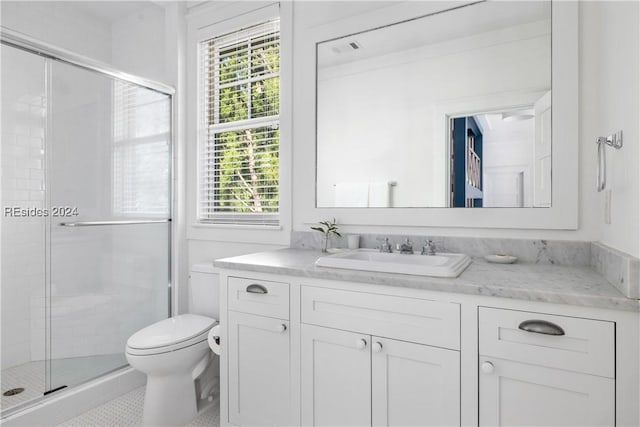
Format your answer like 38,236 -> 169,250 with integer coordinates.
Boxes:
1,354 -> 125,413
1,359 -> 45,410
57,386 -> 220,427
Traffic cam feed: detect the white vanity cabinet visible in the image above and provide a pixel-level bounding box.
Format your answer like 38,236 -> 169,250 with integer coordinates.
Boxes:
226,277 -> 292,426
300,286 -> 461,427
300,325 -> 460,427
218,268 -> 638,427
478,307 -> 615,426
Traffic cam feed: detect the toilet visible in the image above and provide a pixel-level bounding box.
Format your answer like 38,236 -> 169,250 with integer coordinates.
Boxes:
126,263 -> 219,426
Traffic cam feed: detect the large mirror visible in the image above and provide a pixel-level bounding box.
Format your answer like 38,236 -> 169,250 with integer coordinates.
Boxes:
316,1 -> 551,208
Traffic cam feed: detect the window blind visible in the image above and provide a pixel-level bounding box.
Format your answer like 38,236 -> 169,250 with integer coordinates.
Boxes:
198,18 -> 280,226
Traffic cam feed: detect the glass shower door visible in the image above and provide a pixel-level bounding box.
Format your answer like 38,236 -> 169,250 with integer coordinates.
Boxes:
47,60 -> 171,392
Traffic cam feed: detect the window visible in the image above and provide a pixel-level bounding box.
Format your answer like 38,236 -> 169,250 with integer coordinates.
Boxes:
198,19 -> 280,225
112,81 -> 171,217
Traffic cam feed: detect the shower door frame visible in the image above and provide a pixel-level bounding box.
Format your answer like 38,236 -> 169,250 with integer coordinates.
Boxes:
0,27 -> 175,418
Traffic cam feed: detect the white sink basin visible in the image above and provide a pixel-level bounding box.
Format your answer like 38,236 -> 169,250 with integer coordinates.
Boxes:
315,249 -> 471,278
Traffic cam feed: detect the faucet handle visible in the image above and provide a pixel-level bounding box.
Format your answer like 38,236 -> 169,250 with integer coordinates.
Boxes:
396,238 -> 413,254
422,239 -> 436,255
377,237 -> 392,253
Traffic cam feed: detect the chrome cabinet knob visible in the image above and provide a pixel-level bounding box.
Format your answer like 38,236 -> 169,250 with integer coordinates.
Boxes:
373,342 -> 383,353
278,324 -> 287,333
481,361 -> 495,374
356,338 -> 367,349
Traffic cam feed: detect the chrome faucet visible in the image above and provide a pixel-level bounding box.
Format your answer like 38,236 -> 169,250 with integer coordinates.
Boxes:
399,238 -> 413,254
421,239 -> 436,256
378,237 -> 393,253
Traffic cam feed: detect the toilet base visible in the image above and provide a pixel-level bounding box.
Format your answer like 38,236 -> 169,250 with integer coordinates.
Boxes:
143,374 -> 198,426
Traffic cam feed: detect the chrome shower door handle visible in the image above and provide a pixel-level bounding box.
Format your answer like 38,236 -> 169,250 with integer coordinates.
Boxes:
59,219 -> 170,227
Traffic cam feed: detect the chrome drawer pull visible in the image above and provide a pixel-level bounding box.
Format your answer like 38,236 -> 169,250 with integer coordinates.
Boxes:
518,319 -> 565,336
246,284 -> 268,294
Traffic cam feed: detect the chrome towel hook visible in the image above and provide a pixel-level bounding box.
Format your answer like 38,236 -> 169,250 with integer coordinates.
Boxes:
596,131 -> 623,192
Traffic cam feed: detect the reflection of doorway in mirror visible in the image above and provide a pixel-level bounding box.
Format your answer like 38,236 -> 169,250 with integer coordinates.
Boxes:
451,117 -> 484,207
451,107 -> 536,208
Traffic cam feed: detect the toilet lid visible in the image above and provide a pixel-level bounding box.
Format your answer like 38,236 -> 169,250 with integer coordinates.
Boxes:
127,314 -> 216,350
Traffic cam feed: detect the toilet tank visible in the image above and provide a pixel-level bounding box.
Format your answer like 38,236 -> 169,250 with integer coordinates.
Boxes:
189,263 -> 219,319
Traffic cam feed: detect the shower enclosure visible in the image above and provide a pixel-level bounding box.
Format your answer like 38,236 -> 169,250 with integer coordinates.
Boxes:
1,31 -> 172,416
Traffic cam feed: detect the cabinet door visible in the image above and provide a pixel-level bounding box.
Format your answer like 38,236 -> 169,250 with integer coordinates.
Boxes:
228,311 -> 290,426
371,337 -> 460,427
479,356 -> 614,426
301,324 -> 371,426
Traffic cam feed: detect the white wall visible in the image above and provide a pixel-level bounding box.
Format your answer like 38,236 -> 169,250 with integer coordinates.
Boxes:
1,1 -> 112,63
111,4 -> 167,83
0,1 -> 168,81
580,1 -> 640,258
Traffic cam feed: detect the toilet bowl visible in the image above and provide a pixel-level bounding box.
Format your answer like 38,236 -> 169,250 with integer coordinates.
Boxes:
126,314 -> 217,426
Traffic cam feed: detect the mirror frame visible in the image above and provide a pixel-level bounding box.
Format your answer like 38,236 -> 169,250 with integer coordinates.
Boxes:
293,0 -> 578,230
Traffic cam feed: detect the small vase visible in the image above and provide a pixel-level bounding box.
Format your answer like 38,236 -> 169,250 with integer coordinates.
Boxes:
322,235 -> 329,252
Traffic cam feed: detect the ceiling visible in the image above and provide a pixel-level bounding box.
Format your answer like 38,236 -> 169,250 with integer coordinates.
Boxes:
318,1 -> 551,68
65,1 -> 157,24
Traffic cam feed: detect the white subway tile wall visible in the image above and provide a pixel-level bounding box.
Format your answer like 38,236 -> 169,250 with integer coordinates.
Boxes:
1,45 -> 47,370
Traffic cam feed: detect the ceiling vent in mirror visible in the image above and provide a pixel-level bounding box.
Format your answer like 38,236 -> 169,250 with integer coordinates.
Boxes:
502,109 -> 534,122
331,40 -> 362,54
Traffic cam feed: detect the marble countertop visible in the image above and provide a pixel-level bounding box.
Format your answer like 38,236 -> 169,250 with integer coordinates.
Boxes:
213,248 -> 640,312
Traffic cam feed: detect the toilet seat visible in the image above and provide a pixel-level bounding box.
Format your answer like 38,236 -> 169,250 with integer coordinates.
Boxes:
126,314 -> 217,356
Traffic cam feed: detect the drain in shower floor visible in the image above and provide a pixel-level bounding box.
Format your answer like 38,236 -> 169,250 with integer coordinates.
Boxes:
3,388 -> 25,396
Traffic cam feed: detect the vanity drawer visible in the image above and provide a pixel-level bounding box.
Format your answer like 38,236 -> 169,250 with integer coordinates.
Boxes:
479,307 -> 614,378
301,286 -> 460,350
228,277 -> 289,320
